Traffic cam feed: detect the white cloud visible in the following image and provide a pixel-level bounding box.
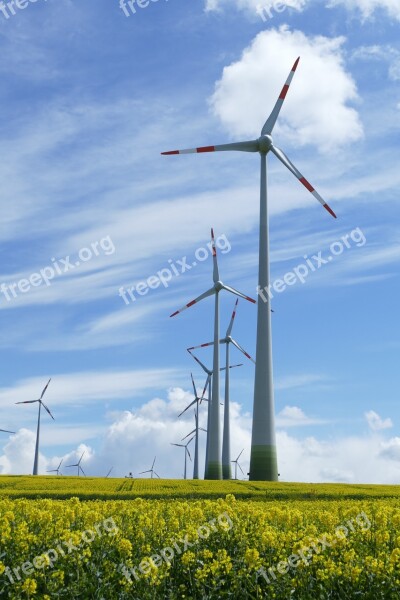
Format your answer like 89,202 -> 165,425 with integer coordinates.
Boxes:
276,405 -> 327,427
329,0 -> 400,21
365,410 -> 393,431
352,44 -> 400,81
210,28 -> 363,153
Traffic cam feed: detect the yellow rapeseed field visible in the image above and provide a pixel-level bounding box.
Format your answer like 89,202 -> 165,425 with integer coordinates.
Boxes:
0,479 -> 400,598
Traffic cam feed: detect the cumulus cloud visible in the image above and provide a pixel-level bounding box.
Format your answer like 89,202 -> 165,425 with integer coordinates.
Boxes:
276,405 -> 327,427
329,0 -> 400,21
210,27 -> 363,152
353,45 -> 400,81
365,410 -> 393,431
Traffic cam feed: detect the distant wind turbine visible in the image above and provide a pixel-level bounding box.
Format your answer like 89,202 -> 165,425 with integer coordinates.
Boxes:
178,374 -> 208,479
170,229 -> 255,480
189,299 -> 255,479
171,435 -> 194,480
66,452 -> 86,476
163,58 -> 336,481
231,449 -> 245,480
187,349 -> 242,475
16,378 -> 53,476
47,458 -> 63,476
139,456 -> 160,479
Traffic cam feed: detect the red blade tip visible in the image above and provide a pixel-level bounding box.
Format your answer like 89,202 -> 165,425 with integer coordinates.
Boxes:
324,204 -> 337,219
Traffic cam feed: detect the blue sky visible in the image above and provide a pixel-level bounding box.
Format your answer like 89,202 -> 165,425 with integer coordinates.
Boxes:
0,0 -> 399,482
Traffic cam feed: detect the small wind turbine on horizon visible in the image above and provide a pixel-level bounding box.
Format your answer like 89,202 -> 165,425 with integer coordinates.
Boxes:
171,435 -> 194,480
139,457 -> 160,479
47,458 -> 63,476
231,449 -> 245,480
16,378 -> 53,476
189,299 -> 255,479
162,58 -> 336,481
66,452 -> 86,477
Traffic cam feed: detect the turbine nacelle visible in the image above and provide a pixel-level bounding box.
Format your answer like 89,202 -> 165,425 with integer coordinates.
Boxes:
258,134 -> 273,154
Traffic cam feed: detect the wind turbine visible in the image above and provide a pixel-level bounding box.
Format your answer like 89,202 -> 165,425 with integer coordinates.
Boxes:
66,452 -> 86,476
16,378 -> 53,475
178,374 -> 208,479
139,457 -> 160,479
187,349 -> 242,476
189,299 -> 255,479
162,58 -> 336,481
170,229 -> 255,480
171,435 -> 194,480
47,458 -> 63,475
231,449 -> 245,480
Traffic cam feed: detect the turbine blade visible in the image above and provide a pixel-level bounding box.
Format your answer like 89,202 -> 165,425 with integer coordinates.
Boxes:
187,350 -> 211,376
237,449 -> 244,461
178,398 -> 197,418
230,338 -> 255,364
200,374 -> 211,402
186,447 -> 192,462
40,378 -> 51,400
182,429 -> 195,441
161,140 -> 259,155
211,228 -> 220,283
238,463 -> 245,476
16,400 -> 39,404
152,457 -> 156,469
190,373 -> 197,398
261,57 -> 300,136
226,299 -> 239,337
80,467 -> 86,476
0,429 -> 15,434
154,471 -> 160,479
171,443 -> 184,448
41,401 -> 55,420
187,341 -> 214,350
221,284 -> 256,304
170,287 -> 215,317
271,145 -> 336,218
221,363 -> 243,371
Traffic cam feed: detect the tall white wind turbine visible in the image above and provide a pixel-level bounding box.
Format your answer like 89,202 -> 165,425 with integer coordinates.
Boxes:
16,378 -> 53,476
170,229 -> 255,479
189,299 -> 255,479
162,58 -> 336,480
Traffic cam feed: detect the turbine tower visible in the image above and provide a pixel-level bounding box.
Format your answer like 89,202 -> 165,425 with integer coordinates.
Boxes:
16,378 -> 53,476
170,229 -> 255,480
189,299 -> 255,479
162,58 -> 335,480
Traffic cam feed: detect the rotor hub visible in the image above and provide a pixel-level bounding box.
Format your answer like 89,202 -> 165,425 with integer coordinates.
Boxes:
215,281 -> 224,291
258,134 -> 273,154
